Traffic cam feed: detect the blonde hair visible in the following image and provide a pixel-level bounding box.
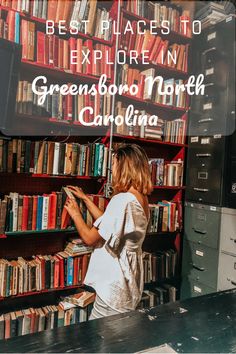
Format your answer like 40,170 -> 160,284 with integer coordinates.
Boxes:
112,144 -> 153,195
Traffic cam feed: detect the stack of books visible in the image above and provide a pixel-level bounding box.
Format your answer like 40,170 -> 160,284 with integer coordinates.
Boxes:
0,290 -> 95,340
148,201 -> 181,233
195,1 -> 234,29
149,158 -> 183,187
65,238 -> 94,256
143,249 -> 178,283
60,291 -> 95,309
0,138 -> 108,177
0,252 -> 91,297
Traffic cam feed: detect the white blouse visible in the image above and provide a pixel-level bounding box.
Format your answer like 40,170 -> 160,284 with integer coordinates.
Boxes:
84,192 -> 149,312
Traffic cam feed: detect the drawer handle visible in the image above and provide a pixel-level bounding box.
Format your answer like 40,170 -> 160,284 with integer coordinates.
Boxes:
202,47 -> 217,55
198,118 -> 213,123
230,237 -> 236,243
192,264 -> 205,271
193,227 -> 207,235
227,278 -> 236,286
196,153 -> 212,158
194,188 -> 209,192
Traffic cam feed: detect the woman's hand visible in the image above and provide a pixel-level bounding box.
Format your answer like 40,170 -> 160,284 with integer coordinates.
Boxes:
64,198 -> 81,221
66,185 -> 88,201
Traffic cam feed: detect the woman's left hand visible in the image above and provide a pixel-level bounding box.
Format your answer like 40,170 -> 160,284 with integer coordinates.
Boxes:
64,198 -> 81,221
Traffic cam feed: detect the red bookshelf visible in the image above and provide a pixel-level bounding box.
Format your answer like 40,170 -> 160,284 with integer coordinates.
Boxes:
108,133 -> 188,148
0,0 -> 190,328
0,0 -> 115,317
21,59 -> 111,84
153,186 -> 186,190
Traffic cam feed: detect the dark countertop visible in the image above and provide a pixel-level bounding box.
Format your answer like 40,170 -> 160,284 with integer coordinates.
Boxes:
1,289 -> 236,353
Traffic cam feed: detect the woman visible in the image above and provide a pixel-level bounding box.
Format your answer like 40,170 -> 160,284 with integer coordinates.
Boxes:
65,144 -> 153,319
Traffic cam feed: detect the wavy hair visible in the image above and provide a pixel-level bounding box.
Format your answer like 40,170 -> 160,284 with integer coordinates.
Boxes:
112,144 -> 153,195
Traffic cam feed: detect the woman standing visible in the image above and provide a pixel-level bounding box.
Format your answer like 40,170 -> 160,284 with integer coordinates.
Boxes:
65,144 -> 153,319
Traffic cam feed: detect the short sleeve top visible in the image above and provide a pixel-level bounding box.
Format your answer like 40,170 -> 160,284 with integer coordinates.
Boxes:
84,192 -> 149,312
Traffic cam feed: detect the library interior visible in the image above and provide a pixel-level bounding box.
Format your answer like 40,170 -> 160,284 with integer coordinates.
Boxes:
0,0 -> 235,353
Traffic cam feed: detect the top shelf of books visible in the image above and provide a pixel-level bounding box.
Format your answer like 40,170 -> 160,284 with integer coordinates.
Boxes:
121,0 -> 193,44
0,1 -> 114,46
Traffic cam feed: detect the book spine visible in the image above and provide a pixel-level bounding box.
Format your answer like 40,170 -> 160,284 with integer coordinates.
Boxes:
41,196 -> 49,230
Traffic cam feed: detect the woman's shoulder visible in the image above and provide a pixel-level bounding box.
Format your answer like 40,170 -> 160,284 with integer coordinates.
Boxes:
109,192 -> 138,208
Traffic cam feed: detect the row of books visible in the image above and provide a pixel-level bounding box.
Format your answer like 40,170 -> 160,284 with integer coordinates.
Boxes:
16,80 -> 111,122
123,1 -> 192,37
120,22 -> 189,72
118,66 -> 188,108
0,139 -> 108,178
0,290 -> 95,340
0,14 -> 112,76
143,249 -> 178,284
0,1 -> 112,38
149,159 -> 183,187
0,250 -> 91,298
139,285 -> 176,309
35,32 -> 112,77
0,190 -> 106,233
114,101 -> 186,143
148,201 -> 181,233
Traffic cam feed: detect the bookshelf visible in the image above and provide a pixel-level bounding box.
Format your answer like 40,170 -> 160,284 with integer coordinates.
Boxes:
0,0 -> 191,340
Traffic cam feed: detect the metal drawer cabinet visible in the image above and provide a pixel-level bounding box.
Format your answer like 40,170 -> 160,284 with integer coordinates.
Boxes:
188,112 -> 227,136
218,252 -> 236,291
181,276 -> 216,300
186,167 -> 222,205
219,208 -> 236,255
184,202 -> 220,249
182,240 -> 219,289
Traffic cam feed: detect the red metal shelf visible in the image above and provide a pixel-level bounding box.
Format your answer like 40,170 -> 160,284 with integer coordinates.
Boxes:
0,227 -> 77,239
15,114 -> 109,134
119,94 -> 188,117
153,185 -> 185,190
122,9 -> 192,44
32,174 -> 105,180
0,5 -> 113,47
0,172 -> 105,181
21,59 -> 111,84
112,133 -> 187,148
0,284 -> 82,302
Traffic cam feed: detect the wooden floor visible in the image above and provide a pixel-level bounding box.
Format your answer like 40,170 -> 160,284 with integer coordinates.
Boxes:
1,289 -> 236,353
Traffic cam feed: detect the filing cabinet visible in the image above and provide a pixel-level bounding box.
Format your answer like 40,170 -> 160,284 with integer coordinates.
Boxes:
181,203 -> 236,299
187,16 -> 235,202
186,135 -> 227,206
182,15 -> 235,300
